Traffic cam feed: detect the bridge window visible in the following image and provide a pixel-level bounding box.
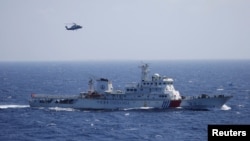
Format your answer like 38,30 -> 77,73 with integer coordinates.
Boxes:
127,88 -> 137,92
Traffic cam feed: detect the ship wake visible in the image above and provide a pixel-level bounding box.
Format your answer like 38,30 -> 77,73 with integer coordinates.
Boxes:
0,104 -> 30,109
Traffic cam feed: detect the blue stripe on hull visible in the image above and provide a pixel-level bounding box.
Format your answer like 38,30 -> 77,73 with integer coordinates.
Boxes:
161,100 -> 170,109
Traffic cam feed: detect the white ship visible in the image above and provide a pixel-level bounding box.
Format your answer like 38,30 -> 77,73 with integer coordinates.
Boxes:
29,63 -> 233,110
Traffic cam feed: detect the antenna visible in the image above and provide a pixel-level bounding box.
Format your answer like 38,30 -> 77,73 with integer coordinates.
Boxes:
139,62 -> 150,81
88,78 -> 94,93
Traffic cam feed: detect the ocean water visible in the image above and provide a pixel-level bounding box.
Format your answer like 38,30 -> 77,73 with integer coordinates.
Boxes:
0,60 -> 249,141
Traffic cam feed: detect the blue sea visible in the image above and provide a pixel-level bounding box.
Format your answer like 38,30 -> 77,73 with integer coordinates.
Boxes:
0,60 -> 249,141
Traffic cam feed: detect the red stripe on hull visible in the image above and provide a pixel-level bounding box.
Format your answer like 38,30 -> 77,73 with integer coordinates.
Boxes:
169,100 -> 181,107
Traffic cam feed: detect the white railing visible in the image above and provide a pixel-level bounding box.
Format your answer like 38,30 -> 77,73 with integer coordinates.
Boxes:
31,94 -> 79,99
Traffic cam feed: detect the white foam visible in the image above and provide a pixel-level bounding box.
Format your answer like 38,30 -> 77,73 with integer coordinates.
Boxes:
217,88 -> 224,91
48,107 -> 76,112
0,104 -> 30,109
123,107 -> 154,111
46,123 -> 57,127
238,104 -> 244,108
221,104 -> 231,110
139,107 -> 154,109
125,128 -> 138,131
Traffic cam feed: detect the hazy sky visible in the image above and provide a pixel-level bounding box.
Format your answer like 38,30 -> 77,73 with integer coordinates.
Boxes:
0,0 -> 249,61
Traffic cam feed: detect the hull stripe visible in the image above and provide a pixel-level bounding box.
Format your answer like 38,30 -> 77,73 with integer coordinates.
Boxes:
162,100 -> 170,108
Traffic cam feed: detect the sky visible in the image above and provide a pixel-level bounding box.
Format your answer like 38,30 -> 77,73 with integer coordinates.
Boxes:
0,0 -> 250,61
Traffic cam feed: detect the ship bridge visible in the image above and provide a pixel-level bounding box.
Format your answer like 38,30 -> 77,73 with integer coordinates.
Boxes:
140,73 -> 176,91
123,63 -> 181,100
125,72 -> 177,93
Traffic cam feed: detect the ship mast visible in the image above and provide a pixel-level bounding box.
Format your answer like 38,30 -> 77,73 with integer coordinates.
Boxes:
139,63 -> 149,81
88,79 -> 94,93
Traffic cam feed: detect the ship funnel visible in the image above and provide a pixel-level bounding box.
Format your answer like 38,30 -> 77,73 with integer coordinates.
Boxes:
96,78 -> 113,94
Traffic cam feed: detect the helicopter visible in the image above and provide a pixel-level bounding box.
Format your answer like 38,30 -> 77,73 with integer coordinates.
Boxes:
65,23 -> 82,30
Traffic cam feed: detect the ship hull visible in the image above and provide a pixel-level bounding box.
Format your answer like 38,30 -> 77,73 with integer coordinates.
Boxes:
29,94 -> 232,110
180,95 -> 233,110
29,98 -> 182,110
